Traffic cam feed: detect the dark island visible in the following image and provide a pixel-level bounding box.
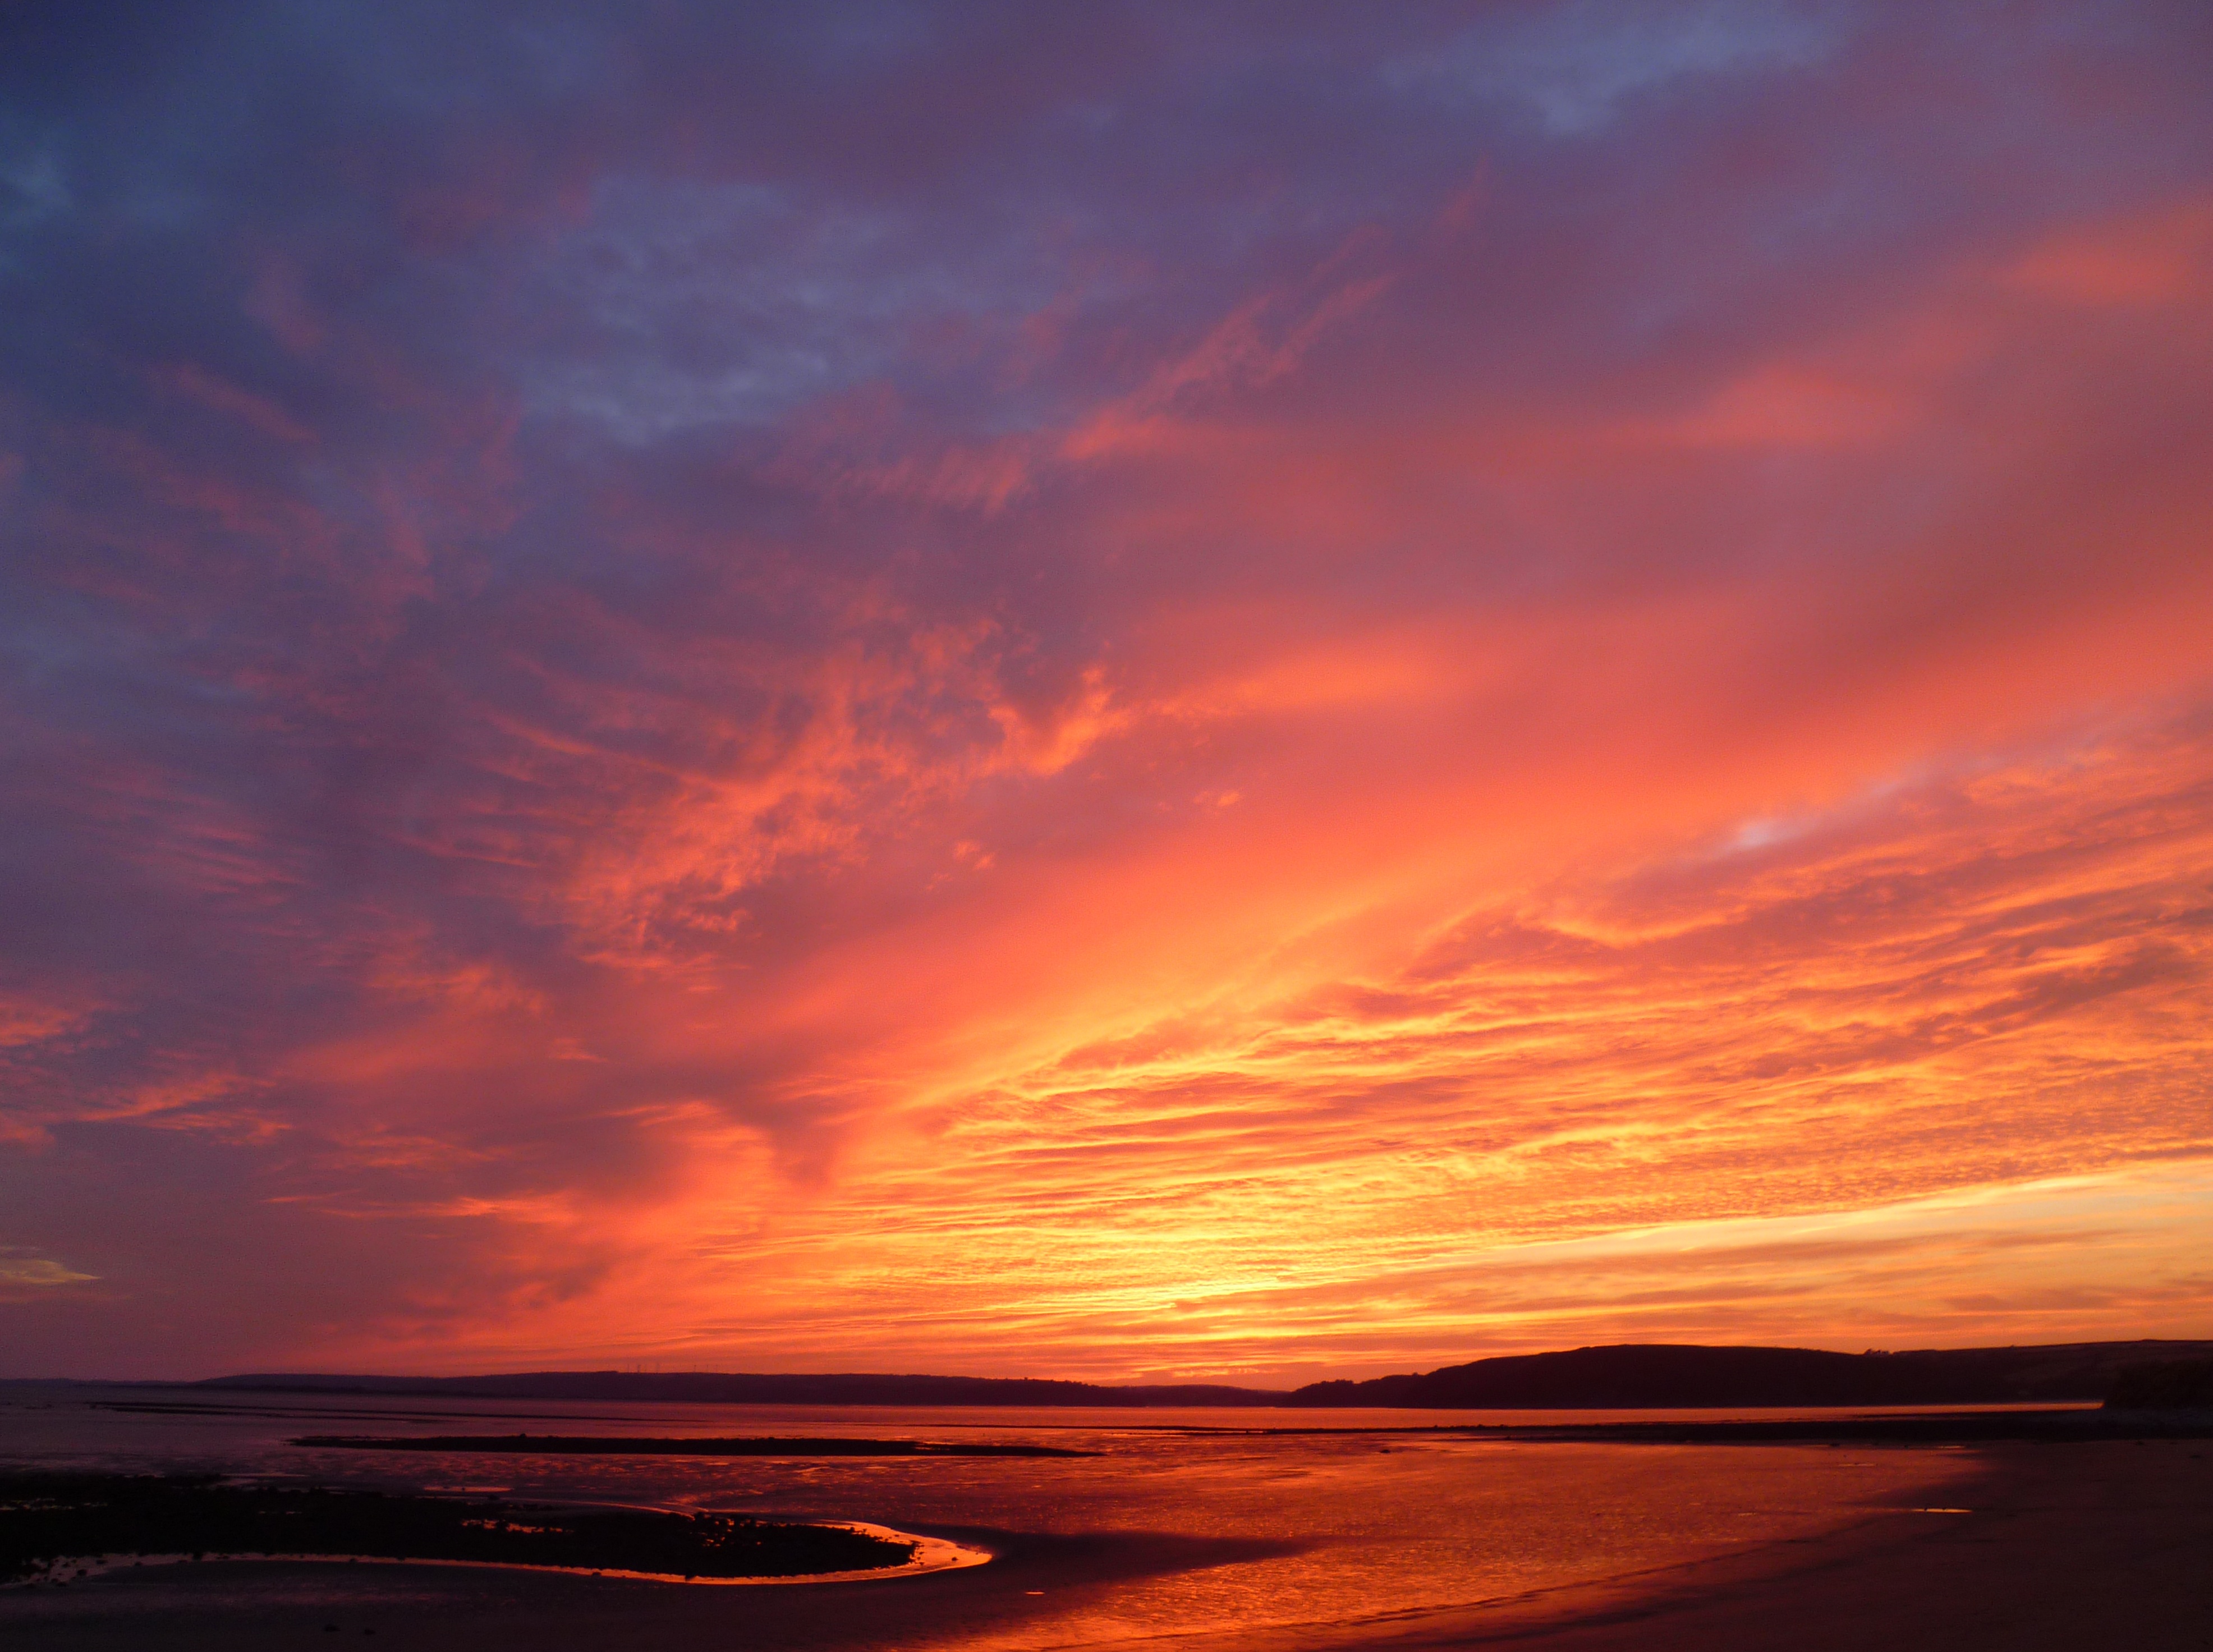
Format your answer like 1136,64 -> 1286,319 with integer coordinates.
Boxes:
293,1433 -> 1088,1457
0,1474 -> 914,1587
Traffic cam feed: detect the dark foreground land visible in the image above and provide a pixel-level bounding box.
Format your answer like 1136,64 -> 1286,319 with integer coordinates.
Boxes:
2,1437 -> 2208,1651
0,1476 -> 911,1586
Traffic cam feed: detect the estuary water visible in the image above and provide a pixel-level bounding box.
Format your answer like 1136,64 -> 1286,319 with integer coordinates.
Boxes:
0,1383 -> 1994,1650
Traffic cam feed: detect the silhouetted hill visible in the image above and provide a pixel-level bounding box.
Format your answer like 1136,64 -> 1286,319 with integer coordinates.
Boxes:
1284,1339 -> 2213,1407
192,1339 -> 2213,1409
2105,1357 -> 2213,1410
191,1370 -> 1282,1406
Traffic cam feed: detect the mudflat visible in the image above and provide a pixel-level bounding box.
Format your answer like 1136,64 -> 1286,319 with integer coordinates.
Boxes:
0,1440 -> 2203,1651
0,1525 -> 1302,1650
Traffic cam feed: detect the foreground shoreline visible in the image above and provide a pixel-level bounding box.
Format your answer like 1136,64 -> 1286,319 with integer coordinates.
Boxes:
1394,1438 -> 2212,1651
1,1438 -> 2205,1650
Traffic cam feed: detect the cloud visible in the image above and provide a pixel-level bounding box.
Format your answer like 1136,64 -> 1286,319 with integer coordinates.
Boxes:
1,1 -> 2209,1377
1393,1 -> 1843,136
0,1251 -> 97,1292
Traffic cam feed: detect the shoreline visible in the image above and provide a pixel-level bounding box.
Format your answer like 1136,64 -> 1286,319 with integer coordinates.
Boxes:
3,1438 -> 2205,1650
10,1521 -> 990,1591
1357,1438 -> 2212,1650
1060,1438 -> 2209,1652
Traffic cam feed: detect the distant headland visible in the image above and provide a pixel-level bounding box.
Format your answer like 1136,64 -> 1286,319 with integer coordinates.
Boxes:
175,1338 -> 2213,1409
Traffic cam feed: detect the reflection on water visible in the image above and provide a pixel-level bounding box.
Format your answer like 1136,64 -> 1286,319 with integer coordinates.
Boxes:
1,1385 -> 1979,1648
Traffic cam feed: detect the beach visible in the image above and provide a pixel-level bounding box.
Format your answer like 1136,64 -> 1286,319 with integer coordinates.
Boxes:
1362,1439 -> 2213,1651
2,1438 -> 2204,1651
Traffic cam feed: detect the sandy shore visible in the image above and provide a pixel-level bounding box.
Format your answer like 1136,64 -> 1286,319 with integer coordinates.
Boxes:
1383,1439 -> 2213,1652
1,1441 -> 2203,1650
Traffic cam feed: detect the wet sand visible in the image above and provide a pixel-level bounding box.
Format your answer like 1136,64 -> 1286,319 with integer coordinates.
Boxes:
1,1441 -> 2204,1650
1389,1439 -> 2213,1652
0,1525 -> 1305,1650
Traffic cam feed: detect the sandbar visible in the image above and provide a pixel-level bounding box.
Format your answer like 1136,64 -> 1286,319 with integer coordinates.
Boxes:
293,1432 -> 1087,1457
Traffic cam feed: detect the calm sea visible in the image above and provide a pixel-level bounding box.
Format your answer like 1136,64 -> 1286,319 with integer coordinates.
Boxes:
0,1383 -> 1996,1649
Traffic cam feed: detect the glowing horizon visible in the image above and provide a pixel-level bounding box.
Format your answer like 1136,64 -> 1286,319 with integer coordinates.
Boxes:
2,2 -> 2209,1382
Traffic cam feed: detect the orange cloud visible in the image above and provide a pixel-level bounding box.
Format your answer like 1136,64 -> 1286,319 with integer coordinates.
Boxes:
6,6 -> 2211,1379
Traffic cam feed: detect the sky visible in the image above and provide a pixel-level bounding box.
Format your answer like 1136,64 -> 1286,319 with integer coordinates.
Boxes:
2,1 -> 2210,1383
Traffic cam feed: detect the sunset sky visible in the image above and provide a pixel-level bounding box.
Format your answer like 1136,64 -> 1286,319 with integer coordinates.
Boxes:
2,1 -> 2210,1382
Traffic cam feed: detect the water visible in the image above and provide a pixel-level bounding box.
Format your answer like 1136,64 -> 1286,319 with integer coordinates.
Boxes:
1,1384 -> 1991,1648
